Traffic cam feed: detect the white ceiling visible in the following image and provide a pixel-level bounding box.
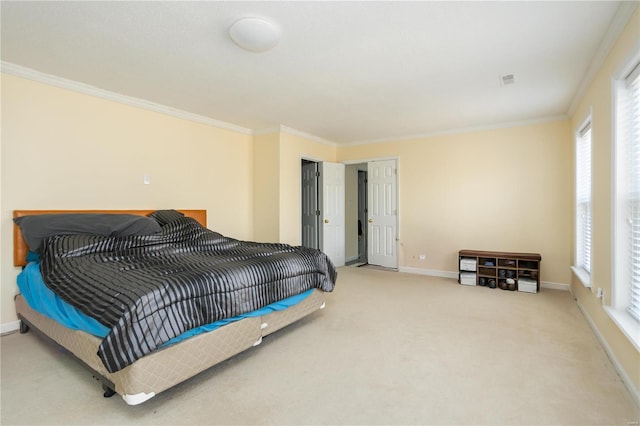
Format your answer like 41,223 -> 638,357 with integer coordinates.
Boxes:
0,1 -> 633,144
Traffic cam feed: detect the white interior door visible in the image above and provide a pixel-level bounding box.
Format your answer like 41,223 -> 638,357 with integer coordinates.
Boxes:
301,161 -> 319,249
319,162 -> 345,267
367,160 -> 398,268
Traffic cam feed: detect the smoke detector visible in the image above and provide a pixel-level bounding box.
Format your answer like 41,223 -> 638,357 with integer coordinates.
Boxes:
499,74 -> 516,86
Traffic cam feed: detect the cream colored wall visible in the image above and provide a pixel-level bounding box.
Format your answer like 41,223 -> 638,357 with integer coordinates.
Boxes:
2,9 -> 636,397
1,73 -> 254,326
251,130 -> 336,246
569,8 -> 640,395
253,132 -> 280,243
338,120 -> 572,285
279,131 -> 336,246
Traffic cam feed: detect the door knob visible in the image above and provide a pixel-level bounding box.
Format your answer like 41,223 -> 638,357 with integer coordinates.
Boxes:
368,218 -> 373,223
324,219 -> 329,223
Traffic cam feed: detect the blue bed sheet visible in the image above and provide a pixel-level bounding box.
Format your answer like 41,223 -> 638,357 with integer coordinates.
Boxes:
17,262 -> 313,347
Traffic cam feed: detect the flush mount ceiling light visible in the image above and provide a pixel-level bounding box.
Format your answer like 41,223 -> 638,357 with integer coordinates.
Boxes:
229,17 -> 281,53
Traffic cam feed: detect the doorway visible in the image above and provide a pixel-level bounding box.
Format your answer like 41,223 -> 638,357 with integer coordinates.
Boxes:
301,159 -> 319,250
366,159 -> 398,269
301,159 -> 346,267
304,159 -> 397,269
357,169 -> 368,264
344,163 -> 368,265
345,160 -> 397,269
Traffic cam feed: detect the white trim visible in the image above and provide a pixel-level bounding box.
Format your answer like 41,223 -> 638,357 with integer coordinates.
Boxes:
611,44 -> 640,336
605,307 -> 640,352
610,41 -> 640,305
398,266 -> 458,280
574,111 -> 593,280
343,115 -> 568,146
568,1 -> 639,116
1,320 -> 20,335
300,154 -> 324,163
342,156 -> 400,270
342,156 -> 400,165
575,299 -> 640,408
279,126 -> 337,147
253,125 -> 337,146
0,61 -> 253,135
540,280 -> 570,291
399,267 -> 570,291
253,127 -> 281,136
575,109 -> 593,138
571,266 -> 592,288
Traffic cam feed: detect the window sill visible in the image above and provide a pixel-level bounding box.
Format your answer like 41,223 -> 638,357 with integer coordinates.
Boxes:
605,307 -> 640,352
571,266 -> 591,288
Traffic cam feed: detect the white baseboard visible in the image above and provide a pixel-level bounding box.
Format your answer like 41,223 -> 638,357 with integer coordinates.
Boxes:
541,280 -> 570,291
575,299 -> 640,408
399,267 -> 570,291
1,320 -> 20,336
398,266 -> 458,279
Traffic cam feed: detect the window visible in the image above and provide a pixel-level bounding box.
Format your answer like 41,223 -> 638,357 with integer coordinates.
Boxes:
574,119 -> 592,286
613,60 -> 640,326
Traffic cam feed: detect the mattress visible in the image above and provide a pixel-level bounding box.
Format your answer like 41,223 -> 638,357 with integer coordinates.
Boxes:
36,215 -> 336,373
17,260 -> 315,345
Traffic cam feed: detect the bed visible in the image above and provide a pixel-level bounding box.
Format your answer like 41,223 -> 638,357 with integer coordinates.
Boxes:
12,209 -> 336,405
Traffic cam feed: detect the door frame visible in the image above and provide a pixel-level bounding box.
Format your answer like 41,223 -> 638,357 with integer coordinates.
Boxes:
357,168 -> 368,264
301,159 -> 320,250
343,156 -> 400,269
318,161 -> 346,267
300,156 -> 399,269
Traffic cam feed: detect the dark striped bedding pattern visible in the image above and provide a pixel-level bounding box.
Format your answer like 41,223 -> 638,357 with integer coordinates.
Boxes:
40,216 -> 336,373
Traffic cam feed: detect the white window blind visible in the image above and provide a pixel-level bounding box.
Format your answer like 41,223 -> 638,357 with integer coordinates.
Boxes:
576,122 -> 592,275
625,64 -> 640,322
614,60 -> 640,326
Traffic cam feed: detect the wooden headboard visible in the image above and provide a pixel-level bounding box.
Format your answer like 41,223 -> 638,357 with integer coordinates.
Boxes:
13,209 -> 207,267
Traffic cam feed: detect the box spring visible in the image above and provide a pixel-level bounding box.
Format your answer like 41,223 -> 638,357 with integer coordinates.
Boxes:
15,289 -> 326,405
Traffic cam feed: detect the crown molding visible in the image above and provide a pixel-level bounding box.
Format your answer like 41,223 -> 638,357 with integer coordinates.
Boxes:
0,61 -> 253,135
253,125 -> 337,146
278,125 -> 337,147
253,127 -> 281,136
1,60 -> 582,147
567,1 -> 639,116
343,114 -> 569,147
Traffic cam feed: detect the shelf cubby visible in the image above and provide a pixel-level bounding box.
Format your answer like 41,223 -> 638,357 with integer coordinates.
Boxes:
458,249 -> 542,293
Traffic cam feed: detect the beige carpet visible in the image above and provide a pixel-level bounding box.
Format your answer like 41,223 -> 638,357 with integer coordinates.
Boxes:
1,266 -> 638,425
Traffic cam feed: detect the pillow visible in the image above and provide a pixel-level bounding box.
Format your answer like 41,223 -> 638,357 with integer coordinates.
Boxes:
148,209 -> 185,226
14,213 -> 161,252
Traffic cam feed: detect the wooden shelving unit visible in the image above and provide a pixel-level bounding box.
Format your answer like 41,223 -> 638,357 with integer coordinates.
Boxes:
458,249 -> 542,293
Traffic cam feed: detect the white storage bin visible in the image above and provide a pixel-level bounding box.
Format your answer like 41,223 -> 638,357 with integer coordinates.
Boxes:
518,278 -> 537,293
460,272 -> 476,286
460,258 -> 477,271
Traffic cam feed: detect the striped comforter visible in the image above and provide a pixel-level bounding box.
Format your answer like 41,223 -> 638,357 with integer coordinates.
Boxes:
40,217 -> 336,373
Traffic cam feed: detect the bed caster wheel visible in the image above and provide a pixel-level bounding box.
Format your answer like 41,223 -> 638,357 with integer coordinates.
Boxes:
102,384 -> 116,398
19,321 -> 30,334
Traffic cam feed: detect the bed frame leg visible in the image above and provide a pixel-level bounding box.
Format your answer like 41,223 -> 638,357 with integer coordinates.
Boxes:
19,320 -> 30,334
102,384 -> 116,398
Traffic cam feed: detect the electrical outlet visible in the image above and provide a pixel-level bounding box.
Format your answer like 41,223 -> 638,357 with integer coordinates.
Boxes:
419,254 -> 426,261
596,288 -> 603,299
